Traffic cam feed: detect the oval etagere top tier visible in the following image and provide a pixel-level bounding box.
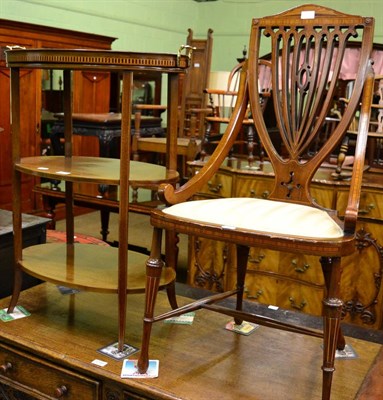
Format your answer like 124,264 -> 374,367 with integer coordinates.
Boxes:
7,48 -> 190,351
7,48 -> 190,183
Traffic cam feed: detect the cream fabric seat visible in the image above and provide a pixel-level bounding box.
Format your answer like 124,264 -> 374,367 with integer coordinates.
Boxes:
163,197 -> 344,239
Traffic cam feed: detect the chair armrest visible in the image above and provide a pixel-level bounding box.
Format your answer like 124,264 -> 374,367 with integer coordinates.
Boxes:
159,66 -> 250,205
344,62 -> 375,232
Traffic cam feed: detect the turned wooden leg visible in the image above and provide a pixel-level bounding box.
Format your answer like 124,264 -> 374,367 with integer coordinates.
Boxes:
100,209 -> 110,242
234,244 -> 249,325
247,125 -> 255,168
138,227 -> 164,374
320,256 -> 344,400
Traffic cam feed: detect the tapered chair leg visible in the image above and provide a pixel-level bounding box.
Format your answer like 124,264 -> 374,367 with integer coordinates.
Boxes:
320,256 -> 344,400
138,227 -> 164,373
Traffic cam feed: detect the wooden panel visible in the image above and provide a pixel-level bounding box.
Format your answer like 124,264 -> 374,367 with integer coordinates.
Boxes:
187,236 -> 231,292
340,220 -> 383,329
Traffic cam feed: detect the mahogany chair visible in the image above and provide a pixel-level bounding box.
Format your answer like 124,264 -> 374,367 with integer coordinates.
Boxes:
137,5 -> 375,400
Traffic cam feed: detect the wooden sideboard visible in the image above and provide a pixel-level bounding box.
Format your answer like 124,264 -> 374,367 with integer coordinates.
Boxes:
187,159 -> 383,330
0,19 -> 115,212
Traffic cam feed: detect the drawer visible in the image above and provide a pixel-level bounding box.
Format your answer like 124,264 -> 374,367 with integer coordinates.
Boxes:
234,176 -> 274,198
336,189 -> 383,220
238,273 -> 324,316
278,253 -> 325,285
197,171 -> 233,198
124,390 -> 149,399
0,344 -> 100,399
246,246 -> 280,273
276,279 -> 324,316
246,248 -> 324,286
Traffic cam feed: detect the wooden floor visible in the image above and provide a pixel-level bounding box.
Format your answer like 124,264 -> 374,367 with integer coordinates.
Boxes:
0,283 -> 382,400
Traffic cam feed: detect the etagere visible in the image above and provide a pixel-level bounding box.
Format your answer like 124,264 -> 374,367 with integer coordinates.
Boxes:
6,48 -> 190,350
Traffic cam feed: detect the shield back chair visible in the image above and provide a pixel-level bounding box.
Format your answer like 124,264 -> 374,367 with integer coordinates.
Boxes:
137,5 -> 375,400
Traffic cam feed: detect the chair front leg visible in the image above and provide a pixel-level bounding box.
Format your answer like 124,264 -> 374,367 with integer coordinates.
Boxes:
138,227 -> 164,374
320,256 -> 344,400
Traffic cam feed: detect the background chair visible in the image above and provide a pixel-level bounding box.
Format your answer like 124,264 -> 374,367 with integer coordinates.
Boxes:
137,5 -> 375,400
336,75 -> 383,173
132,29 -> 213,181
202,59 -> 272,167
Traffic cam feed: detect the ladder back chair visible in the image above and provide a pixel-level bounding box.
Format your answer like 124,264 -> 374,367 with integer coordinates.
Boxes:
137,5 -> 375,400
339,75 -> 383,171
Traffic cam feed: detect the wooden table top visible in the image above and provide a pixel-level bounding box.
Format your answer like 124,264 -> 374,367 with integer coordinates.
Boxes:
0,283 -> 381,400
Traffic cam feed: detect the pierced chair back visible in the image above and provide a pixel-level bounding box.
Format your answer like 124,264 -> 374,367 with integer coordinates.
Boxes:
248,7 -> 374,217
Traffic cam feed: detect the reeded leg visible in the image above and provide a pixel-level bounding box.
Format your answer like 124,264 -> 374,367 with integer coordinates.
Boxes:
320,256 -> 344,400
234,245 -> 249,325
138,227 -> 164,373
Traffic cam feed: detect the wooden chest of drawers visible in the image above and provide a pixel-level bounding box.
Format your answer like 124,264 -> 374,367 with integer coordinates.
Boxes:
0,344 -> 100,399
188,160 -> 383,329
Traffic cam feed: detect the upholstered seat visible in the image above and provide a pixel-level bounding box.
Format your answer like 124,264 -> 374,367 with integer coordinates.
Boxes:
163,197 -> 344,239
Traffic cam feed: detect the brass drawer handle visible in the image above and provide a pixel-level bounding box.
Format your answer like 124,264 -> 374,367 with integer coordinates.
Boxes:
244,288 -> 263,300
359,203 -> 375,215
289,297 -> 307,310
207,181 -> 222,193
248,253 -> 265,264
55,385 -> 68,398
250,189 -> 269,199
291,259 -> 310,273
0,362 -> 12,374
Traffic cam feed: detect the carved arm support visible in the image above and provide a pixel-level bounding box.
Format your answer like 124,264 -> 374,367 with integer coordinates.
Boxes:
159,64 -> 250,205
344,60 -> 375,232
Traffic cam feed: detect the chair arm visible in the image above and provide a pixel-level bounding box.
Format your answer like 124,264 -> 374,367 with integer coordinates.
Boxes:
344,62 -> 375,233
159,67 -> 250,205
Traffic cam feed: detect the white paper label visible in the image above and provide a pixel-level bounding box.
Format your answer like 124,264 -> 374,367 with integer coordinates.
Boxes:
301,11 -> 315,19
